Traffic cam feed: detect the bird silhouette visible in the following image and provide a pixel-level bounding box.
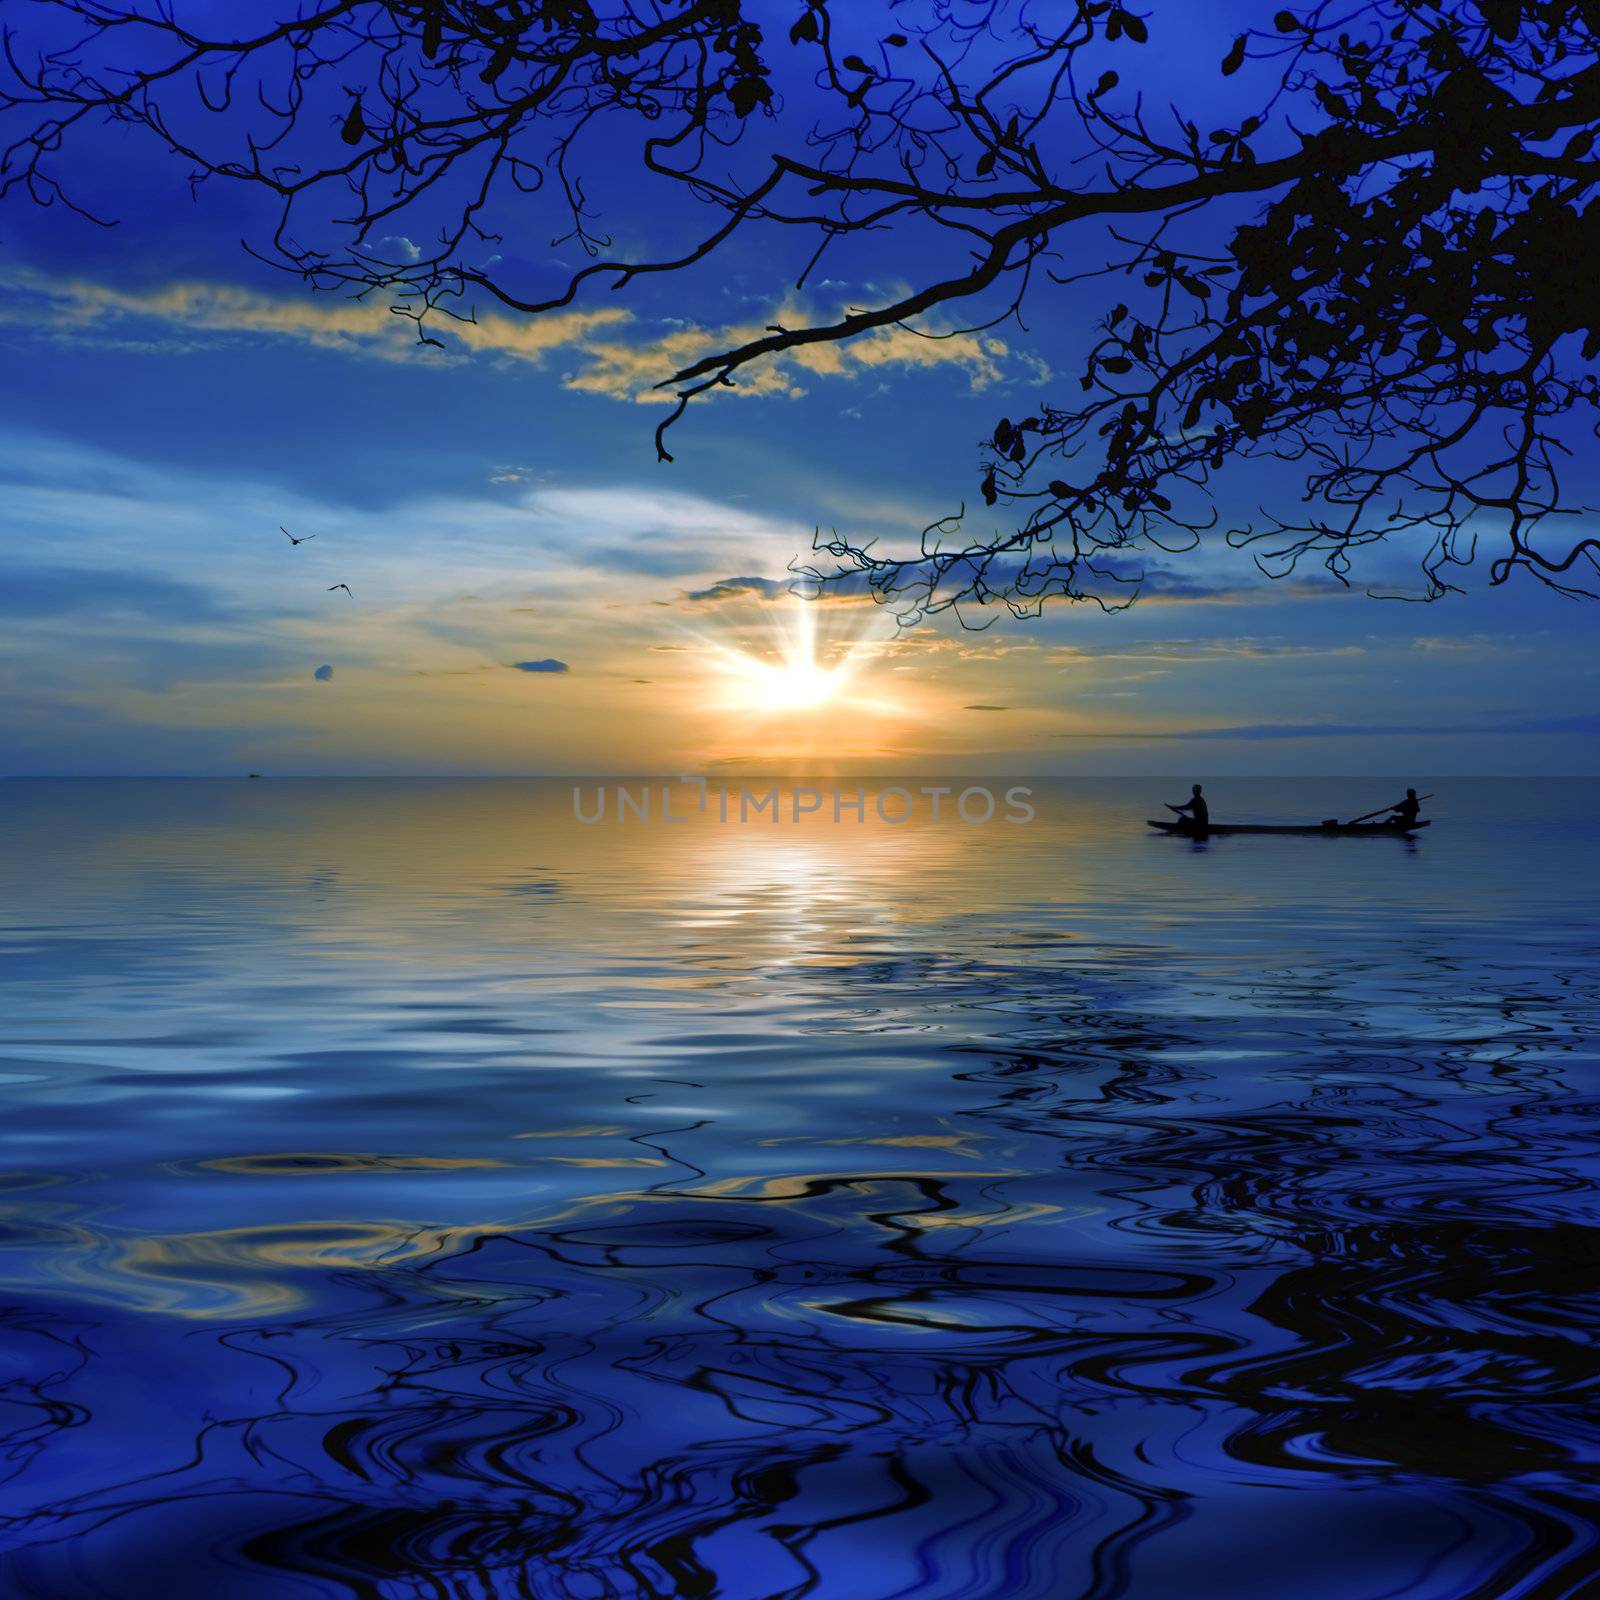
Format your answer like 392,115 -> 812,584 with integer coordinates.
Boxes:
328,583 -> 353,596
281,526 -> 317,545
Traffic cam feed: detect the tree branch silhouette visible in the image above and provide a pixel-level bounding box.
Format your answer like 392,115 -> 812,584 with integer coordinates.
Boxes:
5,0 -> 1599,619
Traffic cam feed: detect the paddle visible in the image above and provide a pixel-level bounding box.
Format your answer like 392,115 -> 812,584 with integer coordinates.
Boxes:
1345,793 -> 1434,826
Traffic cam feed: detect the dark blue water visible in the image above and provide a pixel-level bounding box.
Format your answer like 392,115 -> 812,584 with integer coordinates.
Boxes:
0,778 -> 1596,1599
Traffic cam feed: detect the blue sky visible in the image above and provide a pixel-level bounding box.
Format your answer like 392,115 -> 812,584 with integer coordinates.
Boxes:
1,0 -> 1595,776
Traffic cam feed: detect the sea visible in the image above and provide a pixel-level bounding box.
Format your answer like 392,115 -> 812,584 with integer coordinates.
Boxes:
0,776 -> 1595,1599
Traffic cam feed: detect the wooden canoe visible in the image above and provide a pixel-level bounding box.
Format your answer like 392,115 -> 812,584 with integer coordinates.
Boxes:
1147,818 -> 1431,837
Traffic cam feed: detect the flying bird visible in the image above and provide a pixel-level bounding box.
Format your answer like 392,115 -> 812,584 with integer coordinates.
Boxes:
328,583 -> 353,596
280,526 -> 316,545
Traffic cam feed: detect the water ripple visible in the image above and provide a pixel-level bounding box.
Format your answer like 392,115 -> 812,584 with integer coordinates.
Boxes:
0,778 -> 1596,1597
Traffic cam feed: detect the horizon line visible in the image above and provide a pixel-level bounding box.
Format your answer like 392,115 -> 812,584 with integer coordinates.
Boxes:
0,773 -> 1586,783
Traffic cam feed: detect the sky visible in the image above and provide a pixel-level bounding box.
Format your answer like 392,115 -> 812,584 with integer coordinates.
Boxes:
1,0 -> 1595,777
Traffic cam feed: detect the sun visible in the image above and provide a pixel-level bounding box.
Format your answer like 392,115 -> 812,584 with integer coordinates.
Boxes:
704,601 -> 866,716
724,651 -> 841,712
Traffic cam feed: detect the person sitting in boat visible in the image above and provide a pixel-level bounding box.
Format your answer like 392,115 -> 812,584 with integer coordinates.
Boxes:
1389,788 -> 1422,828
1170,784 -> 1209,828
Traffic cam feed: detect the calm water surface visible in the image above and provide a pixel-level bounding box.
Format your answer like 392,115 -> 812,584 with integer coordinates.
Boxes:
0,778 -> 1596,1599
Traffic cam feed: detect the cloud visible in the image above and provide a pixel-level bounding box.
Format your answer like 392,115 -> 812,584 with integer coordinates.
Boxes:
683,575 -> 797,603
2,270 -> 629,367
2,270 -> 1030,403
1104,565 -> 1347,606
1411,633 -> 1522,657
788,322 -> 1025,390
0,563 -> 228,622
1048,637 -> 1365,665
965,704 -> 1010,711
570,309 -> 1025,401
566,312 -> 1023,404
680,570 -> 880,605
374,235 -> 423,263
823,551 -> 1340,613
1053,713 -> 1600,741
1465,713 -> 1600,737
14,427 -> 1575,776
313,664 -> 333,681
510,659 -> 569,674
1161,721 -> 1429,741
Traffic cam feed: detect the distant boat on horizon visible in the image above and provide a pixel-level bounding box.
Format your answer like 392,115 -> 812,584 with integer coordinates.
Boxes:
1148,817 -> 1430,838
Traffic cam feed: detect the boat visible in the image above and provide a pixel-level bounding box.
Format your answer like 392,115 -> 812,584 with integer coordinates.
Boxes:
1147,818 -> 1430,837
